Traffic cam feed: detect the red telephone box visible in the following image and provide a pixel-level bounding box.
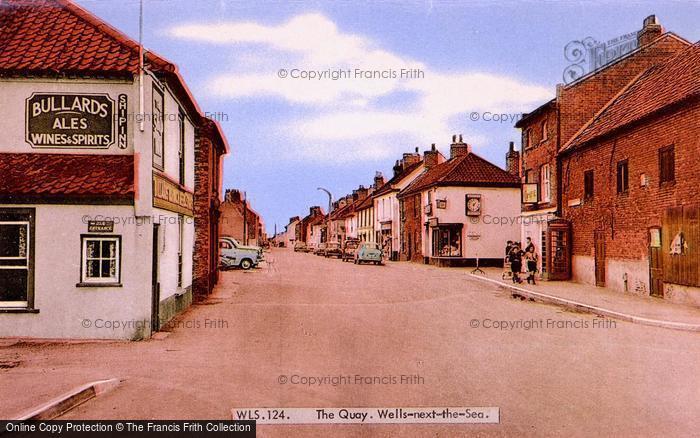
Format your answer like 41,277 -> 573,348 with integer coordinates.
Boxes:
546,219 -> 571,280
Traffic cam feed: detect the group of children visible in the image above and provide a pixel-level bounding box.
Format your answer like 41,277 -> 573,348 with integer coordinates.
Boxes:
505,237 -> 539,285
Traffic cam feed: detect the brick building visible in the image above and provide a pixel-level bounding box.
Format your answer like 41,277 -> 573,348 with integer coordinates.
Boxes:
515,15 -> 692,280
559,42 -> 700,305
298,206 -> 325,245
219,189 -> 265,246
192,118 -> 228,301
398,137 -> 521,266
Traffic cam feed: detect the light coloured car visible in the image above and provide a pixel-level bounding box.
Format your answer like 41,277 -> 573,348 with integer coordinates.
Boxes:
354,242 -> 384,265
342,239 -> 360,262
219,237 -> 263,270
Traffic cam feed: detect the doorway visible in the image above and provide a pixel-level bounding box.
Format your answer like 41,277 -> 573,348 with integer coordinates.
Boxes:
151,223 -> 160,332
594,230 -> 606,287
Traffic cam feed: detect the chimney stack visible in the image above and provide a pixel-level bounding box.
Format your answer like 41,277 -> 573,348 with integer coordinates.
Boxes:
424,143 -> 439,169
356,185 -> 369,199
505,141 -> 521,178
393,159 -> 403,177
374,171 -> 385,189
638,15 -> 663,46
450,134 -> 471,159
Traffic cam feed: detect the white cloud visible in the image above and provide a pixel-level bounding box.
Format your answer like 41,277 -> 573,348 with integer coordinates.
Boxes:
167,13 -> 550,163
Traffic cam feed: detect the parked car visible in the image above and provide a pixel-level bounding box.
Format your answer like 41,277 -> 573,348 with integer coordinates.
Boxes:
354,242 -> 384,265
307,242 -> 317,254
324,242 -> 342,258
314,243 -> 327,256
219,237 -> 263,270
294,242 -> 308,252
341,239 -> 360,262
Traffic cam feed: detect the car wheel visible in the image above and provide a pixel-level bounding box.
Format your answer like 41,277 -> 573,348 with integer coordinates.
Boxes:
240,259 -> 253,270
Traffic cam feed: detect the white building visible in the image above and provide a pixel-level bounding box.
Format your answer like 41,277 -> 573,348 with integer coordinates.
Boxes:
398,138 -> 521,266
0,0 -> 206,339
372,150 -> 428,260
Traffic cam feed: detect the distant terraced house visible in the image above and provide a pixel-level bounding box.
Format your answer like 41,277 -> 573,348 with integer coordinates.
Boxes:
0,0 -> 228,339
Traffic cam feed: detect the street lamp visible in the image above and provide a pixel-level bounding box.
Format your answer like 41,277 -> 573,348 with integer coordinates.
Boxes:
317,187 -> 332,243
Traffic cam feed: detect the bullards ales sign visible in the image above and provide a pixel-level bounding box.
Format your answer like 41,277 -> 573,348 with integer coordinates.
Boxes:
25,93 -> 128,149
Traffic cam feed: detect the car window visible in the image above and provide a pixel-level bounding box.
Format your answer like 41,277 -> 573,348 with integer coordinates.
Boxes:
219,241 -> 232,249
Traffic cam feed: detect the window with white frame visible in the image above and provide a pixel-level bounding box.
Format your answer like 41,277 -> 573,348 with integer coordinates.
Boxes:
81,236 -> 121,284
541,120 -> 548,142
540,164 -> 551,203
0,215 -> 31,307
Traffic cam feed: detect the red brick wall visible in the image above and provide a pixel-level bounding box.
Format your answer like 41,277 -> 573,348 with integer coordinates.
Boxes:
559,35 -> 688,145
561,100 -> 700,260
520,108 -> 558,212
193,134 -> 223,301
399,193 -> 424,262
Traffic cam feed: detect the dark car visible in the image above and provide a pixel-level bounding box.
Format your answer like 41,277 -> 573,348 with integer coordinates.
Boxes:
314,243 -> 327,255
341,239 -> 360,262
324,242 -> 343,258
294,242 -> 308,252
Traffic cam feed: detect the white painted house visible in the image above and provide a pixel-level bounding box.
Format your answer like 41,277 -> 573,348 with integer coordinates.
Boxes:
398,137 -> 521,267
0,0 -> 206,339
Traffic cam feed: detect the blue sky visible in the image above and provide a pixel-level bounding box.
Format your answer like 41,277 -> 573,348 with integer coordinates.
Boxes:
77,0 -> 700,234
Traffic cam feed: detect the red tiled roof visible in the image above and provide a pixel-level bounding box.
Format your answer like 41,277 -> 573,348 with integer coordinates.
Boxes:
0,153 -> 134,201
399,152 -> 519,197
561,42 -> 700,154
373,160 -> 423,197
0,0 -> 172,76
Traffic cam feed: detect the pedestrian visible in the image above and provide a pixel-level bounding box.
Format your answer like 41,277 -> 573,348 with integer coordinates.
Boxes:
525,246 -> 538,285
525,237 -> 535,254
505,240 -> 513,262
508,243 -> 523,283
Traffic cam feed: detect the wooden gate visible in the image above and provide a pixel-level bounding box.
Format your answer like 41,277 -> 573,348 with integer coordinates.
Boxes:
649,227 -> 663,297
594,230 -> 605,287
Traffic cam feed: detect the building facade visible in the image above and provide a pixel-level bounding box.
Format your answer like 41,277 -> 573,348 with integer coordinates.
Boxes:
399,137 -> 521,267
0,0 -> 222,339
559,42 -> 700,305
373,150 -> 425,260
192,118 -> 228,301
219,189 -> 265,246
515,15 -> 691,281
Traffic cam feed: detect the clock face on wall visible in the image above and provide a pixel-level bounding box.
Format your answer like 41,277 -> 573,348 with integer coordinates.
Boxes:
466,195 -> 481,216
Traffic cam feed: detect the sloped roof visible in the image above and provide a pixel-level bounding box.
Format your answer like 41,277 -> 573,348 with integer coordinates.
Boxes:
0,0 -> 230,151
373,160 -> 423,197
0,0 -> 171,76
0,152 -> 134,201
561,42 -> 700,154
399,152 -> 519,197
354,193 -> 374,211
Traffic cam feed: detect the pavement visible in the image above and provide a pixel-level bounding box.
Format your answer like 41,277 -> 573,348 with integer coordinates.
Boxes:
1,249 -> 699,437
469,268 -> 700,332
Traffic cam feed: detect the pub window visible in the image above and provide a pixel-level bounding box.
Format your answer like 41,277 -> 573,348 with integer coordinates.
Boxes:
659,145 -> 675,184
0,210 -> 33,308
177,215 -> 184,288
152,85 -> 165,170
584,170 -> 594,200
432,224 -> 462,257
81,236 -> 121,284
178,110 -> 186,186
617,160 -> 629,193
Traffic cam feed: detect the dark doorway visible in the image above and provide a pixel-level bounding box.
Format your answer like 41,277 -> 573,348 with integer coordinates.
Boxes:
594,230 -> 606,287
151,223 -> 160,332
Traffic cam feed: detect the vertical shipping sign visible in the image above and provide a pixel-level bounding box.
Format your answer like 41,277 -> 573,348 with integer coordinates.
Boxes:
118,94 -> 128,149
